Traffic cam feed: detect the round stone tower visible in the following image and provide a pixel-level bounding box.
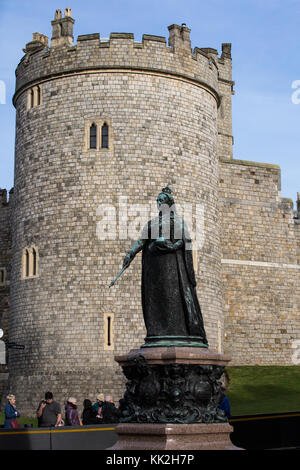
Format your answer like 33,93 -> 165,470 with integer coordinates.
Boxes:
9,9 -> 230,414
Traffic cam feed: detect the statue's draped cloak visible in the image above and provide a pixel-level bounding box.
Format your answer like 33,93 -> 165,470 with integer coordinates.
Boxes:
140,212 -> 207,344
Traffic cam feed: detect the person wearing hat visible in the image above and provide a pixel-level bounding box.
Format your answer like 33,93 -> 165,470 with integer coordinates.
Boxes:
92,393 -> 104,420
65,397 -> 82,426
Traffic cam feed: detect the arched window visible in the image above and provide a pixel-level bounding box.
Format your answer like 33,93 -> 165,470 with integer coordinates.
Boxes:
30,89 -> 34,109
85,120 -> 112,152
22,247 -> 39,279
25,249 -> 30,278
101,123 -> 109,149
89,123 -> 97,149
27,86 -> 42,110
37,86 -> 41,106
32,248 -> 37,276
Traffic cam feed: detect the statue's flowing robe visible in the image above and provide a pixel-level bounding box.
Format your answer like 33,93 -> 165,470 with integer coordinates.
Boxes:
140,212 -> 207,344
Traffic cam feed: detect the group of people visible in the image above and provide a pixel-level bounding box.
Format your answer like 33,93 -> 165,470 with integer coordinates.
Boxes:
4,388 -> 231,429
3,392 -> 121,429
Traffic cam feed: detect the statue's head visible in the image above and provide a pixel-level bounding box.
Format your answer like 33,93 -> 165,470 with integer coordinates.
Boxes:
157,186 -> 174,210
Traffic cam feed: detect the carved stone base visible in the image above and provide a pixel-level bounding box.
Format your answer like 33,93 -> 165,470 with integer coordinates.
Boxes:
116,347 -> 232,425
109,423 -> 239,450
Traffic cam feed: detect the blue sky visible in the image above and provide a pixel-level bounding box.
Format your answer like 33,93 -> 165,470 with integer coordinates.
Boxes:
0,0 -> 299,203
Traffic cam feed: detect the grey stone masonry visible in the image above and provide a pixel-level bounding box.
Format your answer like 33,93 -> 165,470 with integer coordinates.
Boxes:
8,12 -> 228,416
1,9 -> 298,417
0,188 -> 12,389
219,158 -> 300,365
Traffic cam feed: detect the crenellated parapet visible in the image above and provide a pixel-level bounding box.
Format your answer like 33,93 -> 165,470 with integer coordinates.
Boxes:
0,189 -> 8,206
14,12 -> 233,110
0,188 -> 13,207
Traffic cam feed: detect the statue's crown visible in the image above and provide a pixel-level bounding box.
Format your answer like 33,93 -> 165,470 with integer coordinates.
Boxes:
162,186 -> 172,195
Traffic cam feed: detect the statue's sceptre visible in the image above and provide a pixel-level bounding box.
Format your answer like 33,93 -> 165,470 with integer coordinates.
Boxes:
109,266 -> 127,287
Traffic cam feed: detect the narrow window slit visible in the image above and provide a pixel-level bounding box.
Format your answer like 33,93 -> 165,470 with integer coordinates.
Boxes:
101,123 -> 109,149
107,316 -> 111,346
25,249 -> 30,277
37,86 -> 41,106
30,89 -> 34,109
32,248 -> 37,276
90,123 -> 97,149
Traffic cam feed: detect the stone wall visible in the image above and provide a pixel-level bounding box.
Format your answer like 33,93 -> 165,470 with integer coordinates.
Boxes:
5,10 -> 298,417
9,17 -> 226,415
219,158 -> 300,364
0,189 -> 12,397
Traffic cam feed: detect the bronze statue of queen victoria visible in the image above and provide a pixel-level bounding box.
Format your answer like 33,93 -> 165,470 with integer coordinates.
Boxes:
111,187 -> 208,348
110,190 -> 231,426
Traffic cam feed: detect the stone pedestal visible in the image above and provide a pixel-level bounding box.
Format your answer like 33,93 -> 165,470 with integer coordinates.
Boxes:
116,346 -> 231,367
110,346 -> 240,450
110,422 -> 236,450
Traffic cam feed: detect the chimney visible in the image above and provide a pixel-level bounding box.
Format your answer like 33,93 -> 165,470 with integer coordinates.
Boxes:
23,33 -> 49,54
51,7 -> 75,48
221,43 -> 232,59
168,24 -> 191,53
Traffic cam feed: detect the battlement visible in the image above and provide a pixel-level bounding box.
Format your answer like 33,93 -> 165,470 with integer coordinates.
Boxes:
0,189 -> 7,205
23,33 -> 49,54
14,10 -> 233,108
0,188 -> 13,207
295,192 -> 300,220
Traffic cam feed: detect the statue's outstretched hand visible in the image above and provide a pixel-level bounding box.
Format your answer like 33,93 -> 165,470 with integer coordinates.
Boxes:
123,253 -> 132,269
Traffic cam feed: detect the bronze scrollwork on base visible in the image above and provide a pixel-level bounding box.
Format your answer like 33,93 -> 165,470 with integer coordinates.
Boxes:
119,355 -> 227,424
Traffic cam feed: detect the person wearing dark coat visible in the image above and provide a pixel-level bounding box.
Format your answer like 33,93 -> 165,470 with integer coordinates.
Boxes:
218,387 -> 231,418
65,397 -> 82,426
102,396 -> 121,424
82,399 -> 102,425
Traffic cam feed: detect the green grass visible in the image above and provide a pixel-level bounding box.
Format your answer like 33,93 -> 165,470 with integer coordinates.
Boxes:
227,366 -> 300,416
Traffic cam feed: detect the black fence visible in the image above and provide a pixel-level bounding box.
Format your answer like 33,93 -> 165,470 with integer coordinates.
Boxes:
0,411 -> 300,450
0,424 -> 118,450
229,411 -> 300,450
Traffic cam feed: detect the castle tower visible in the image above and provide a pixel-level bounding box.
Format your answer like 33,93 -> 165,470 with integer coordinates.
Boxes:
9,10 -> 233,414
0,189 -> 12,395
